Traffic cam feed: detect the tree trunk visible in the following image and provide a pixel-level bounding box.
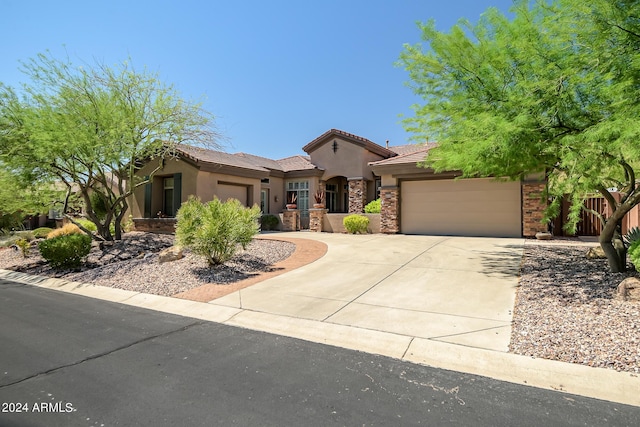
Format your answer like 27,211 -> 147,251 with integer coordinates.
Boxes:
599,216 -> 627,272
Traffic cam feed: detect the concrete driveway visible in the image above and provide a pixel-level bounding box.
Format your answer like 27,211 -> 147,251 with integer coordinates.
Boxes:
212,232 -> 524,352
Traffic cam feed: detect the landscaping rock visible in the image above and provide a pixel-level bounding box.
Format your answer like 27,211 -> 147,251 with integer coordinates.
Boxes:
586,246 -> 606,260
535,232 -> 553,240
615,277 -> 640,302
158,246 -> 184,263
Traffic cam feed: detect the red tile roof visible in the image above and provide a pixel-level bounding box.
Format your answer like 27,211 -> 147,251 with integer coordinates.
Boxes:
276,155 -> 318,172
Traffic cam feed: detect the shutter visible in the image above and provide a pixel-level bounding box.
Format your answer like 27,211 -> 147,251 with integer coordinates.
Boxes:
172,173 -> 182,216
144,176 -> 152,218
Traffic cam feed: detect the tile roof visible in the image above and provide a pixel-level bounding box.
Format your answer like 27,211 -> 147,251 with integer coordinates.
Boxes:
302,128 -> 396,158
388,144 -> 431,155
370,143 -> 437,166
276,155 -> 318,172
235,152 -> 285,171
176,145 -> 269,172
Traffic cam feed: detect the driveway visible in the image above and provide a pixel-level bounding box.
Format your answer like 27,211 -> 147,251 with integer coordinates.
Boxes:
212,233 -> 524,352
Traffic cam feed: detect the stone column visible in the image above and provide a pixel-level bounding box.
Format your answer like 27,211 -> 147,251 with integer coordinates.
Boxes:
348,178 -> 367,213
380,186 -> 399,234
309,208 -> 326,232
522,182 -> 548,237
281,210 -> 298,231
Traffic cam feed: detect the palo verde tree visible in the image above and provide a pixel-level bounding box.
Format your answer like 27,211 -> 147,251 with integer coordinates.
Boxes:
0,51 -> 218,240
400,0 -> 640,272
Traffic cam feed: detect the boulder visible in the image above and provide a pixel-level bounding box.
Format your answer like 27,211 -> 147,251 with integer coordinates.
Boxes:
615,277 -> 640,302
586,246 -> 606,260
158,246 -> 184,263
535,232 -> 553,240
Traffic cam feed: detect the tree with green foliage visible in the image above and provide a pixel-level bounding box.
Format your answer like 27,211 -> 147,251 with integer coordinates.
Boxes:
0,166 -> 63,229
400,0 -> 640,272
0,51 -> 218,241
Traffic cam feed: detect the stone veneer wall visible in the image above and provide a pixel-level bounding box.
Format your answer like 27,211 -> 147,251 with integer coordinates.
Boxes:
133,218 -> 177,234
348,179 -> 367,213
309,209 -> 326,232
281,210 -> 298,231
522,182 -> 548,237
380,187 -> 399,234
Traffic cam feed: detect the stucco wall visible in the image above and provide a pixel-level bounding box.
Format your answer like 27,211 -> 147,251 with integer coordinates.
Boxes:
309,137 -> 383,181
196,170 -> 261,207
131,158 -> 199,218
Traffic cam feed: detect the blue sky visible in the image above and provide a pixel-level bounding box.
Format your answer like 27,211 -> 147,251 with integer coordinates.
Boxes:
1,0 -> 516,159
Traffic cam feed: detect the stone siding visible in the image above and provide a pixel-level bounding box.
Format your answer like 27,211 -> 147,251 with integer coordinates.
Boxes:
133,218 -> 177,234
281,210 -> 299,231
348,179 -> 367,213
380,187 -> 399,234
309,209 -> 326,232
522,183 -> 548,236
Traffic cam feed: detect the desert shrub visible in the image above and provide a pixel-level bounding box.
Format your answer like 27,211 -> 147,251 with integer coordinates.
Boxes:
75,218 -> 98,233
260,214 -> 280,231
15,238 -> 30,257
32,227 -> 54,239
343,214 -> 369,234
38,233 -> 92,269
175,196 -> 261,265
90,191 -> 108,220
364,198 -> 381,214
628,240 -> 640,270
47,223 -> 83,239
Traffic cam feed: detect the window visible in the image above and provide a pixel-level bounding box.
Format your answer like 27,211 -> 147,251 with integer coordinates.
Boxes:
260,189 -> 269,213
287,181 -> 309,217
163,177 -> 175,217
326,184 -> 338,213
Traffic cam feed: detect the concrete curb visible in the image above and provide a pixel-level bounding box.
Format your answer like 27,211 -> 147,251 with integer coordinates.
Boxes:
1,268 -> 638,407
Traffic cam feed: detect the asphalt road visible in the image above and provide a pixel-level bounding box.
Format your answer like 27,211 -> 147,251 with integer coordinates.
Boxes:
0,278 -> 638,426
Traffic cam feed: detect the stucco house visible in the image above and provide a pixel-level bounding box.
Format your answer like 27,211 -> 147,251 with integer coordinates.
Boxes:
131,128 -> 548,237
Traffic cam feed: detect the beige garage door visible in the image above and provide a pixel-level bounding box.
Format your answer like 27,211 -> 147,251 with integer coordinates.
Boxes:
218,183 -> 248,206
401,178 -> 521,237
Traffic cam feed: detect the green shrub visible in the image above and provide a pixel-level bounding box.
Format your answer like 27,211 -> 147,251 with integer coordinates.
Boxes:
176,196 -> 261,265
32,227 -> 54,239
364,198 -> 381,214
343,214 -> 369,234
38,233 -> 92,269
15,238 -> 30,257
628,240 -> 640,270
75,218 -> 98,233
90,191 -> 109,220
260,214 -> 280,231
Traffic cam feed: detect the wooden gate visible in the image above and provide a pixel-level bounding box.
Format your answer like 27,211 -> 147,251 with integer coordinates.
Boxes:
576,196 -> 605,236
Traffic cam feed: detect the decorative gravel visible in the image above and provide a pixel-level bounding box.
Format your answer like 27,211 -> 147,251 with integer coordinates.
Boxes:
510,243 -> 640,373
0,232 -> 295,297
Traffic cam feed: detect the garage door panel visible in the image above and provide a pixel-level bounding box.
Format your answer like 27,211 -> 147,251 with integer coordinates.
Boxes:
218,184 -> 248,206
401,179 -> 521,237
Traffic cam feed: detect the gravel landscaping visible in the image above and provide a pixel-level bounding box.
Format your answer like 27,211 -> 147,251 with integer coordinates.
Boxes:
1,232 -> 638,373
0,232 -> 295,297
511,242 -> 640,374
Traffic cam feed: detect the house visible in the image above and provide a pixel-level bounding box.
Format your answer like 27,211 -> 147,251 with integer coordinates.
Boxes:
131,128 -> 548,237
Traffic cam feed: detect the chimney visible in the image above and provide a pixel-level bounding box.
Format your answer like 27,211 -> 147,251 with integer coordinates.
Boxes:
386,139 -> 389,149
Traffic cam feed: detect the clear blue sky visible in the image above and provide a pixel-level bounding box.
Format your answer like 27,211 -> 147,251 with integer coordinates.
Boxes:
1,0 -> 516,159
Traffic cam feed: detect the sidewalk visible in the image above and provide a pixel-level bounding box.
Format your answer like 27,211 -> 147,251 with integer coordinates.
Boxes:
1,232 -> 638,407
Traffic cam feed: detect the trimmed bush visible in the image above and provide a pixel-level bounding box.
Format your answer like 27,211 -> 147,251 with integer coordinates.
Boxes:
32,227 -> 53,239
75,218 -> 98,233
175,196 -> 261,265
364,198 -> 381,214
38,233 -> 92,269
15,238 -> 30,257
343,214 -> 369,234
47,223 -> 83,239
260,214 -> 280,231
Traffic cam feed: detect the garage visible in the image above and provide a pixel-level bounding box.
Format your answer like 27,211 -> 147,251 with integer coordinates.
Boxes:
400,178 -> 522,237
217,183 -> 249,206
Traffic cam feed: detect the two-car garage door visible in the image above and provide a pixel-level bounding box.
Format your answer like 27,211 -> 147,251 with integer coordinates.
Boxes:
400,178 -> 522,237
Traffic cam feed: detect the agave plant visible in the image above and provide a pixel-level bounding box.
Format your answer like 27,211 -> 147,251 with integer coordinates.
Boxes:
623,227 -> 640,248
